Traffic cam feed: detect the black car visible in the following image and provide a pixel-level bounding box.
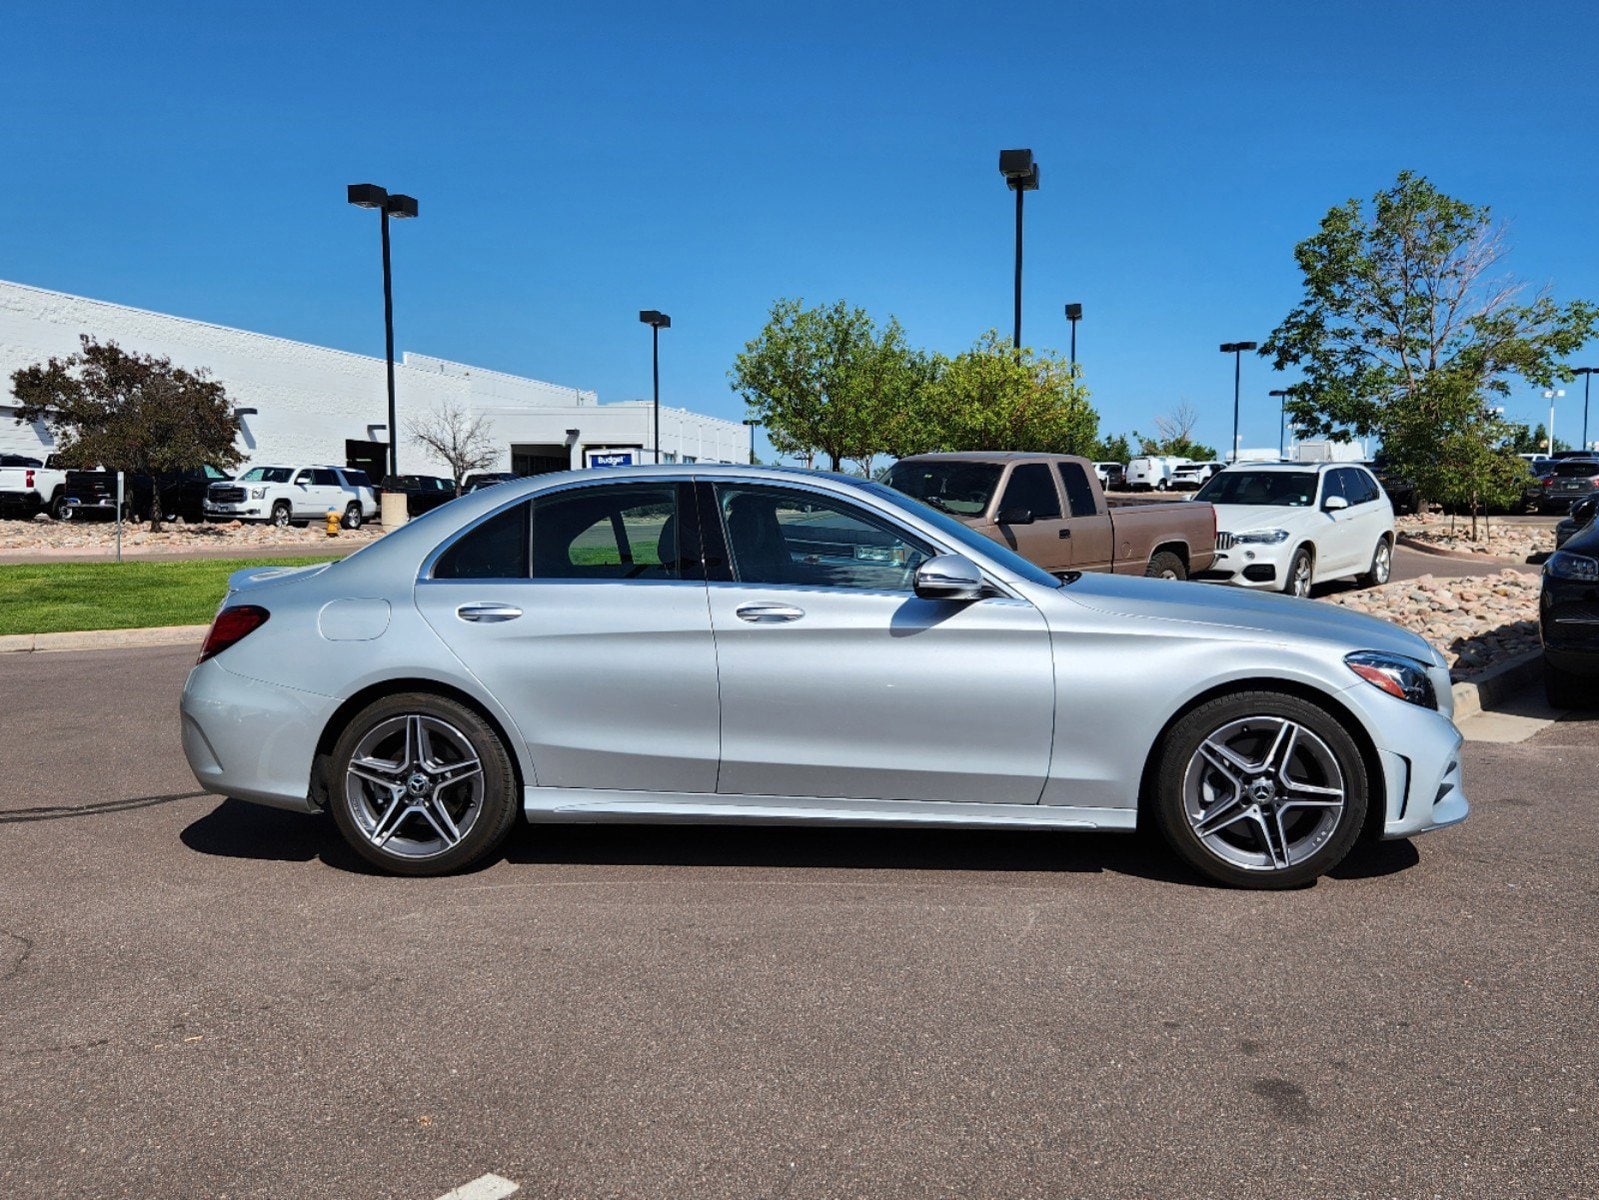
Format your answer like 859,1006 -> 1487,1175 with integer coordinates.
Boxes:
380,473 -> 458,517
1556,495 -> 1598,549
1367,458 -> 1421,515
1540,517 -> 1599,707
1536,457 -> 1599,514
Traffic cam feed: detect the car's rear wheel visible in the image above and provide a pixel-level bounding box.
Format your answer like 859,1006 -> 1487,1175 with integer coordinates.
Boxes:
1282,547 -> 1313,597
329,693 -> 519,875
270,500 -> 291,528
1360,537 -> 1392,587
1153,691 -> 1368,888
1145,550 -> 1186,580
343,501 -> 362,530
48,491 -> 71,521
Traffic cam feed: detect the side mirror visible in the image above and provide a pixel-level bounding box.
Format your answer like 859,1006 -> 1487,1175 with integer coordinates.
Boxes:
914,554 -> 985,602
996,507 -> 1034,525
1323,495 -> 1349,511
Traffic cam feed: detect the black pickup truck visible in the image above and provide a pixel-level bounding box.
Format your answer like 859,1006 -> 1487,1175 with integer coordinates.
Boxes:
56,461 -> 231,522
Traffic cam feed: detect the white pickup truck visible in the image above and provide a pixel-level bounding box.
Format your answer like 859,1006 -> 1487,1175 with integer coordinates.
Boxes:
0,454 -> 71,519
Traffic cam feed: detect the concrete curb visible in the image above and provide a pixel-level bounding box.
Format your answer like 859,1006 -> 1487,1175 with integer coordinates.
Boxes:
1395,533 -> 1531,565
1450,649 -> 1544,721
0,624 -> 209,654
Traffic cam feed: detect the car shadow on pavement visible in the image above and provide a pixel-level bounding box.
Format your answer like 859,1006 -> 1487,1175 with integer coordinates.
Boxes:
179,798 -> 376,873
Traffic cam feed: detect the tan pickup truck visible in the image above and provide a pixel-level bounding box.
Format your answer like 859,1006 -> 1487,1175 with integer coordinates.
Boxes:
885,452 -> 1216,579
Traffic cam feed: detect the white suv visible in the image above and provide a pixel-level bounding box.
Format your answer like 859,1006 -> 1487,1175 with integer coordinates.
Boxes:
1192,462 -> 1394,597
205,465 -> 379,528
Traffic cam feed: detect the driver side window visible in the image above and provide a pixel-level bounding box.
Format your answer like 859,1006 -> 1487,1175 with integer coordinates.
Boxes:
715,485 -> 931,591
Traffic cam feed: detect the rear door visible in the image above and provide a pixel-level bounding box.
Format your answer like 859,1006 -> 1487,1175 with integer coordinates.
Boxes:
993,462 -> 1072,573
1055,461 -> 1114,570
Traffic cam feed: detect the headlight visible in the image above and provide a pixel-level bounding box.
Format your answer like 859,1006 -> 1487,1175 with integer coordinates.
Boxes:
1345,651 -> 1437,709
1234,528 -> 1290,545
250,486 -> 267,500
1545,550 -> 1599,582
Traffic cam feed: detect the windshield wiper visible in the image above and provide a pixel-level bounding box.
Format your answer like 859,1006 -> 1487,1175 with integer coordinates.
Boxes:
922,496 -> 959,514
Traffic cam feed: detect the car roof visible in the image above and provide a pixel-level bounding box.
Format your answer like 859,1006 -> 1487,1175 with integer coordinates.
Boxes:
1220,461 -> 1350,472
894,451 -> 1085,463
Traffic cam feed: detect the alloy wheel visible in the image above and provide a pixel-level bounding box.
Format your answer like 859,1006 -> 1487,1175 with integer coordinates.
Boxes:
343,714 -> 486,860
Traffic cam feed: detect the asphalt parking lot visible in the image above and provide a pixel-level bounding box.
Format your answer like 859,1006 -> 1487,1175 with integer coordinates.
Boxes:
2,645 -> 1595,1199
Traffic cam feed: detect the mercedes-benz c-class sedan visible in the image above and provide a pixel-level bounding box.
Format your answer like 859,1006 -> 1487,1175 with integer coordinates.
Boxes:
180,466 -> 1467,888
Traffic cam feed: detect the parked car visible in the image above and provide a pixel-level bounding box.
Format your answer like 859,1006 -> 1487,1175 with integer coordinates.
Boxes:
0,457 -> 69,519
1192,462 -> 1395,597
205,465 -> 378,528
1540,516 -> 1599,707
462,471 -> 518,492
1093,461 -> 1126,491
1125,455 -> 1192,492
1555,494 -> 1598,549
1170,461 -> 1225,491
181,464 -> 1468,887
885,452 -> 1215,579
381,474 -> 459,517
1536,456 -> 1599,514
1366,458 -> 1422,515
56,462 -> 231,522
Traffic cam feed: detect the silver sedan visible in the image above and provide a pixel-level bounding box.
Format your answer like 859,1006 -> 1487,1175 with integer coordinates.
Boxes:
180,466 -> 1467,887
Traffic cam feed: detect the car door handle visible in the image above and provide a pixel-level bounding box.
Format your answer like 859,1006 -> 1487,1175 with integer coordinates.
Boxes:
735,602 -> 805,623
1058,527 -> 1072,539
456,602 -> 523,623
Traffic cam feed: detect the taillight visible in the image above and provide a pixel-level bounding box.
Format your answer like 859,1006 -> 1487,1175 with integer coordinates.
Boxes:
25,470 -> 34,487
199,605 -> 270,663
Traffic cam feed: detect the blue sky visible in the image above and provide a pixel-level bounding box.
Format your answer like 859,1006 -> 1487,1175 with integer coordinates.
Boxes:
5,0 -> 1598,458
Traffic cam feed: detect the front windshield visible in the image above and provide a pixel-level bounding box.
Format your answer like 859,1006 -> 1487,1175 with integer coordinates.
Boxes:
862,481 -> 1064,589
882,461 -> 1002,516
238,467 -> 293,483
1196,469 -> 1319,507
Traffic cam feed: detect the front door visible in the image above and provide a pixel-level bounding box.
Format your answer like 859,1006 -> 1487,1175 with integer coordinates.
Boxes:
703,481 -> 1055,805
415,480 -> 721,793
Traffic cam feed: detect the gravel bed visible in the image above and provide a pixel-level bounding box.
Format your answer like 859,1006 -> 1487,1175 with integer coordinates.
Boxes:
1396,514 -> 1551,560
0,515 -> 387,557
1324,568 -> 1540,680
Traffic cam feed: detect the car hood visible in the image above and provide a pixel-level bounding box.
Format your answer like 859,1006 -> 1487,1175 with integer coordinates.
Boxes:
1057,572 -> 1444,666
1209,503 -> 1322,532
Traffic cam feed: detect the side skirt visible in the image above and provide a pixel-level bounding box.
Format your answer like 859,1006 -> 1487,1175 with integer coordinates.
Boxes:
522,787 -> 1138,832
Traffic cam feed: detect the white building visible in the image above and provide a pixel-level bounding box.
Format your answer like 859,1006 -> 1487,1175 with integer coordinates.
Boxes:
0,279 -> 747,478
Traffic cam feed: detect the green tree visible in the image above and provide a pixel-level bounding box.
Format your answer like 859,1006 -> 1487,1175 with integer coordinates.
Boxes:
1385,373 -> 1525,538
729,299 -> 927,471
906,330 -> 1097,456
11,336 -> 243,530
1504,422 -> 1569,455
1094,432 -> 1134,463
1262,171 -> 1597,487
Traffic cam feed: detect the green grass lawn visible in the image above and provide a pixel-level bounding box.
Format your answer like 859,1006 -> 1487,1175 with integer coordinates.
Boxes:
0,557 -> 337,636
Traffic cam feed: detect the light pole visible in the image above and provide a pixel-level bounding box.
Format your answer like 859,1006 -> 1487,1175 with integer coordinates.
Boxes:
639,310 -> 671,463
1064,303 -> 1082,369
999,149 -> 1039,350
742,418 -> 758,465
1573,368 -> 1597,450
1544,388 -> 1565,453
347,184 -> 419,481
1268,388 -> 1294,458
1219,342 -> 1258,462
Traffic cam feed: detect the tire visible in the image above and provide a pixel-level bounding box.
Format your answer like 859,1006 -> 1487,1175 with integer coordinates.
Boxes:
342,502 -> 362,530
1282,546 -> 1313,598
270,500 -> 291,528
1152,690 -> 1369,888
1145,550 -> 1186,581
48,490 -> 71,521
1359,536 -> 1392,588
1156,479 -> 1170,491
328,692 -> 519,876
1544,657 -> 1588,709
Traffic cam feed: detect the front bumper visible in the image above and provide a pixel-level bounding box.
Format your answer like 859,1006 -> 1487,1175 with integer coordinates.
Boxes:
181,657 -> 336,813
1338,680 -> 1469,839
204,501 -> 265,520
1194,543 -> 1290,589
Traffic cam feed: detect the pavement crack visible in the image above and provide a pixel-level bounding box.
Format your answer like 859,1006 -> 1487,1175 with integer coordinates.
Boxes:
1,928 -> 34,982
0,790 -> 211,824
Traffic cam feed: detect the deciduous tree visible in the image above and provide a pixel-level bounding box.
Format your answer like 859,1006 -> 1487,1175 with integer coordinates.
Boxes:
909,331 -> 1097,456
10,336 -> 242,530
406,399 -> 498,493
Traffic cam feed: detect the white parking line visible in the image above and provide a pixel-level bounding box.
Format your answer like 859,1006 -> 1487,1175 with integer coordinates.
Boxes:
435,1174 -> 519,1200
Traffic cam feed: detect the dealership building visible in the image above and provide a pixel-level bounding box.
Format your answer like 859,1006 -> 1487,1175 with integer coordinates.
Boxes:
0,279 -> 748,479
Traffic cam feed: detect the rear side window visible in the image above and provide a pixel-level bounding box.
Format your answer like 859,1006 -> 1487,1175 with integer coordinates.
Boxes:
999,464 -> 1062,520
530,484 -> 682,581
312,468 -> 340,487
435,502 -> 531,579
1056,463 -> 1099,517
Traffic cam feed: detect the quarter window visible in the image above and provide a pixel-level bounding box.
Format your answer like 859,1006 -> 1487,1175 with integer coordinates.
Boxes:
434,501 -> 531,580
715,485 -> 931,591
998,464 -> 1062,520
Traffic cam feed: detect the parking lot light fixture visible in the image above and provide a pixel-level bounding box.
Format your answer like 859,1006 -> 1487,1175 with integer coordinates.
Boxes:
347,183 -> 420,480
639,310 -> 671,464
1064,303 -> 1082,369
1219,342 -> 1258,462
742,418 -> 759,465
1544,388 -> 1566,453
999,149 -> 1039,350
1573,368 -> 1597,449
1268,389 -> 1295,458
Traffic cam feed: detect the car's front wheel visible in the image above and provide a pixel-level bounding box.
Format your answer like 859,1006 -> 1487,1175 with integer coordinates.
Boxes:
343,501 -> 362,530
1153,691 -> 1368,888
1282,547 -> 1313,597
329,692 -> 519,875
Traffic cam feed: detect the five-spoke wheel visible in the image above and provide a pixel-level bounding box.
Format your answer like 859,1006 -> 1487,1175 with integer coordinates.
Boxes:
329,693 -> 518,874
1154,691 -> 1367,887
